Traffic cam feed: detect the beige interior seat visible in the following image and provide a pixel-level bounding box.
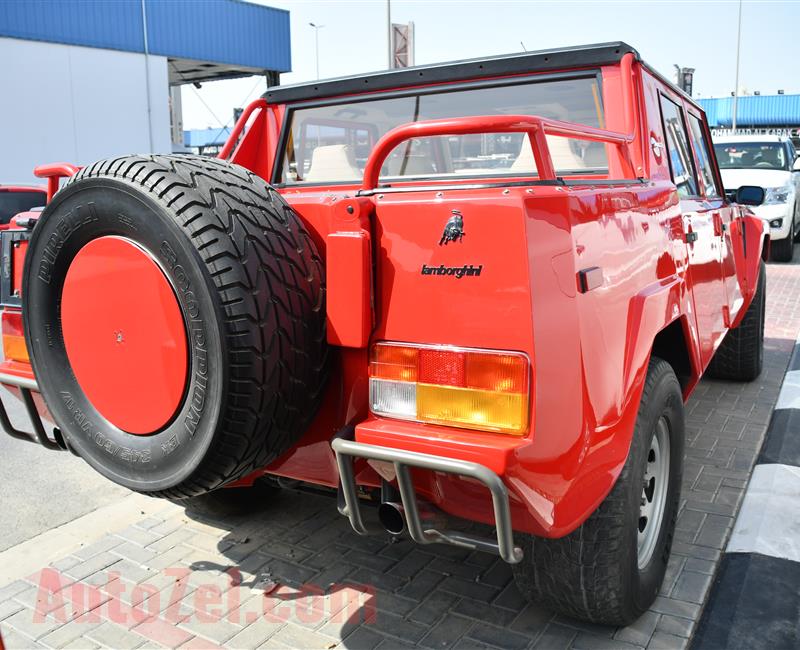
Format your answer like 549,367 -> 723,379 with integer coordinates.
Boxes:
383,140 -> 439,177
395,156 -> 437,176
511,134 -> 586,173
582,143 -> 608,169
305,144 -> 361,183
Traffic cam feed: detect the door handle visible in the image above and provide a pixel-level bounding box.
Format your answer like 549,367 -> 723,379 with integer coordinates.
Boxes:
685,231 -> 698,244
712,212 -> 724,237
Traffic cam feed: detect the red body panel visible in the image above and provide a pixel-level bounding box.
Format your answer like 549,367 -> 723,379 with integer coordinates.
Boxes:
0,187 -> 47,230
326,198 -> 373,348
10,55 -> 767,539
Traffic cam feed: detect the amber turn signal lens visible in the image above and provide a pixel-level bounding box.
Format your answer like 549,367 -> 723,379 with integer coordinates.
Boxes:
369,343 -> 418,382
2,309 -> 29,363
369,343 -> 530,434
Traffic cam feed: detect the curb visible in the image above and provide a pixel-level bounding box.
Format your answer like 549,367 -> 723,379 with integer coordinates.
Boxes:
0,492 -> 179,585
693,333 -> 800,650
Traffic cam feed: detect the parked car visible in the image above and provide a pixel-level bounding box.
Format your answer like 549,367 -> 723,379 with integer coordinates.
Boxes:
713,135 -> 800,261
0,42 -> 767,625
0,185 -> 46,230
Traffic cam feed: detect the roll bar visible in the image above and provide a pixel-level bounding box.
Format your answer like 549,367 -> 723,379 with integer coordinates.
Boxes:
219,99 -> 268,160
361,114 -> 637,190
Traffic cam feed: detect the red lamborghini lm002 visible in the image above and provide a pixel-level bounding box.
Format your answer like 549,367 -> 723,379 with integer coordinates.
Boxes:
0,42 -> 767,624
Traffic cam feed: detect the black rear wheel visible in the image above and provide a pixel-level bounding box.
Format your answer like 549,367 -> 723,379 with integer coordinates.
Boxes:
512,358 -> 684,626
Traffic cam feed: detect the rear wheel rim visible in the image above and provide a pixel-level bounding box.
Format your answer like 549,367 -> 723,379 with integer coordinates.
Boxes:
637,416 -> 671,569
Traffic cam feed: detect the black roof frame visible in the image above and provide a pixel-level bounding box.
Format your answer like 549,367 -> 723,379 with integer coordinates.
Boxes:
265,41 -> 640,104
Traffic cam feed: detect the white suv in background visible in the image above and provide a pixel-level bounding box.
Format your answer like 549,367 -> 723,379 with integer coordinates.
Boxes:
713,135 -> 800,262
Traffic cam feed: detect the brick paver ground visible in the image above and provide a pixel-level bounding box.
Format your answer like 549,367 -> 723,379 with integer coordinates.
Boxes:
2,257 -> 800,650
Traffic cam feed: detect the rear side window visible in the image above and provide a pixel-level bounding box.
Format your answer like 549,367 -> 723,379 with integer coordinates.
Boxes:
0,190 -> 46,225
687,114 -> 719,198
659,96 -> 698,198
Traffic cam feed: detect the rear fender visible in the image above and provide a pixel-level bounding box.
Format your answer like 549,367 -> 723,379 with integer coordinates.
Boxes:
730,212 -> 767,329
622,275 -> 693,399
549,276 -> 693,534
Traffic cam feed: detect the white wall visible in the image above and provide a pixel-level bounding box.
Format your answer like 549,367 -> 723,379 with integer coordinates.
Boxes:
0,37 -> 171,184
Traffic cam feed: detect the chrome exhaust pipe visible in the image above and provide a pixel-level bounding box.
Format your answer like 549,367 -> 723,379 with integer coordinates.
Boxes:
378,501 -> 406,535
378,500 -> 449,536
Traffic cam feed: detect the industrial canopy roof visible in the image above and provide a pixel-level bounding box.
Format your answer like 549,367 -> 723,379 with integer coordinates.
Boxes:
0,0 -> 291,84
698,94 -> 800,128
184,127 -> 233,149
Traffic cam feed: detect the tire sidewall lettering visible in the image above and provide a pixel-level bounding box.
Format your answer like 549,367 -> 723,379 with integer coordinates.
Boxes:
158,240 -> 209,438
23,180 -> 224,491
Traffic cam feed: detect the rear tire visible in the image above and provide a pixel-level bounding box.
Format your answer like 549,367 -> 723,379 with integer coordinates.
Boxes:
23,155 -> 328,498
512,358 -> 684,626
707,261 -> 765,381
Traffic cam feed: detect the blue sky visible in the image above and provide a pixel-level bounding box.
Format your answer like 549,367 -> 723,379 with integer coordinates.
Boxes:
181,0 -> 800,130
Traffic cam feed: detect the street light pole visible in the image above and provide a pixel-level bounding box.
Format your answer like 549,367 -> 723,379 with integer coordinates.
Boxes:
732,0 -> 743,130
309,22 -> 324,80
387,0 -> 392,69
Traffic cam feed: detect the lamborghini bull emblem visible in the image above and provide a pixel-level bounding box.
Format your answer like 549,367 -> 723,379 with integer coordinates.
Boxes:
439,209 -> 465,245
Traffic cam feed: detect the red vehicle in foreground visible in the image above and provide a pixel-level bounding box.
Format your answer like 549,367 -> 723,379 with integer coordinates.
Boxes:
0,42 -> 768,625
0,184 -> 46,230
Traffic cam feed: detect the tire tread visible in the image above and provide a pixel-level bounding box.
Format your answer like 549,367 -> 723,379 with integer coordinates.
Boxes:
65,155 -> 328,499
512,358 -> 683,625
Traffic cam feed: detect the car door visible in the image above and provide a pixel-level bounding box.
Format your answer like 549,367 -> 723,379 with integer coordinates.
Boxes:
685,109 -> 742,325
659,94 -> 727,368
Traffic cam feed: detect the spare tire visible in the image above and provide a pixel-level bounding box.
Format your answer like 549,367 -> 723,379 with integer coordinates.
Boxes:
22,155 -> 328,498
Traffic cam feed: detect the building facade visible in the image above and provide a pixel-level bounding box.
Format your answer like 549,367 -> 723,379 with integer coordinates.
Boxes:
0,0 -> 290,183
697,94 -> 800,146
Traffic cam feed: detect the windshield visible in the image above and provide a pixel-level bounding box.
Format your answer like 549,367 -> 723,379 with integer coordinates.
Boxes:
0,190 -> 46,225
279,76 -> 608,185
713,142 -> 789,171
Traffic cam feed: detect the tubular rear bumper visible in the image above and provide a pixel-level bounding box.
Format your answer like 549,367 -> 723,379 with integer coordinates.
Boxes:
332,437 -> 523,564
0,366 -> 63,450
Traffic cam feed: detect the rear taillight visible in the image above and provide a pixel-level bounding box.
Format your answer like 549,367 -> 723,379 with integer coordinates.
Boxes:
2,309 -> 28,363
369,342 -> 530,434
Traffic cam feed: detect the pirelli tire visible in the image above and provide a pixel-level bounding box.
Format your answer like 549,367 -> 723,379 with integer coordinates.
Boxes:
22,155 -> 328,499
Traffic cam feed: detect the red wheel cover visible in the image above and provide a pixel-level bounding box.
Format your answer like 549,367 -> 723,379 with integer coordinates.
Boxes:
61,236 -> 188,434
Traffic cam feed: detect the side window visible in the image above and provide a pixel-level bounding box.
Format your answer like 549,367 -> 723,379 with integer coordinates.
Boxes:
659,96 -> 699,198
687,114 -> 720,198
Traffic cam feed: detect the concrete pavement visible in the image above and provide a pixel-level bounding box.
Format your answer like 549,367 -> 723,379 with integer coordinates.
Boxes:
0,376 -> 128,552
